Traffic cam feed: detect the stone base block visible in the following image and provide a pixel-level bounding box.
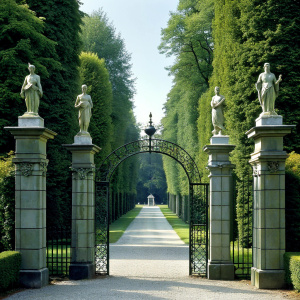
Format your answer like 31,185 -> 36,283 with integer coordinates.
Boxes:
210,135 -> 229,145
208,262 -> 234,280
74,134 -> 92,145
69,263 -> 94,280
256,115 -> 283,126
19,268 -> 49,288
18,115 -> 44,127
251,268 -> 285,289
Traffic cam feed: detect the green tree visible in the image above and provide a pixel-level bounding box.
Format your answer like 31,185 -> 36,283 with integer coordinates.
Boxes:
209,0 -> 300,245
285,152 -> 300,251
24,0 -> 83,227
160,0 -> 214,208
136,153 -> 167,204
79,52 -> 113,164
81,10 -> 139,221
0,152 -> 15,252
0,0 -> 60,153
81,9 -> 135,149
159,0 -> 214,87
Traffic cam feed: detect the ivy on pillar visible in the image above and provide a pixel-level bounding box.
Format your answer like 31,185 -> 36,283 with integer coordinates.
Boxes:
246,115 -> 294,289
204,135 -> 235,280
5,116 -> 57,288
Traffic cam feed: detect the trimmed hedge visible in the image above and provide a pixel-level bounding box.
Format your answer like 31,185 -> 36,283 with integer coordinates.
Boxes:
284,252 -> 300,291
0,251 -> 21,291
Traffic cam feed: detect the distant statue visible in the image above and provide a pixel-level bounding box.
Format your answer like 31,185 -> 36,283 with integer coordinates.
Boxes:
75,84 -> 93,134
256,63 -> 282,116
211,86 -> 225,135
20,63 -> 43,115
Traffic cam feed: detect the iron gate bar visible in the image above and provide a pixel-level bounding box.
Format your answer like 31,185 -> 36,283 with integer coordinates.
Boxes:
46,225 -> 71,276
95,181 -> 109,274
95,138 -> 209,276
231,166 -> 253,278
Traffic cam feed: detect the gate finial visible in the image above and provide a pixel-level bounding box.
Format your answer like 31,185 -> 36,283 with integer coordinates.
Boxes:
145,112 -> 156,137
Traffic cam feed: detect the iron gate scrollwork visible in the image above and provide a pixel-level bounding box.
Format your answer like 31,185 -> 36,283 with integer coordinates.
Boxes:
95,138 -> 209,276
190,183 -> 209,276
96,139 -> 201,184
95,182 -> 109,274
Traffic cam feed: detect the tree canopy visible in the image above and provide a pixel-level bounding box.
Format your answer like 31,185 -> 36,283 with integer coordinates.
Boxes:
81,9 -> 140,218
160,0 -> 300,244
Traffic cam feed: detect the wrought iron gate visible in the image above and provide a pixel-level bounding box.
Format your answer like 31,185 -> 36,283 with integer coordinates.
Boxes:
95,138 -> 209,276
190,183 -> 209,276
95,182 -> 109,274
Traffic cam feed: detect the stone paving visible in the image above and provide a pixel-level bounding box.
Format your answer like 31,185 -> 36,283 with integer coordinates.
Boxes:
7,206 -> 298,299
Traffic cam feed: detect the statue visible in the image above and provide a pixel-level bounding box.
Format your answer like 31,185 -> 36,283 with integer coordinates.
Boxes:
75,84 -> 93,134
256,63 -> 282,116
211,86 -> 225,135
20,63 -> 43,115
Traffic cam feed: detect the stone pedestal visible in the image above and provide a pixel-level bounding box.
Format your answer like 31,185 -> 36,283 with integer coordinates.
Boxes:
5,118 -> 56,288
64,136 -> 100,280
204,135 -> 235,280
246,116 -> 294,289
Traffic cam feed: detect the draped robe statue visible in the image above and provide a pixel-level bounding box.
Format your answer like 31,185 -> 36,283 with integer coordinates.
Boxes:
211,86 -> 225,135
256,63 -> 282,116
20,63 -> 43,115
75,84 -> 93,134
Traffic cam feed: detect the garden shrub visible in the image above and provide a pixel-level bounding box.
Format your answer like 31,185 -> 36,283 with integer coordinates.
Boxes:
0,251 -> 21,291
0,151 -> 15,252
286,152 -> 300,177
284,252 -> 300,291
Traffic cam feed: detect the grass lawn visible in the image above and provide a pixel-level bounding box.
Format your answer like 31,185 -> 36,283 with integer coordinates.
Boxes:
109,205 -> 143,243
47,244 -> 71,276
158,205 -> 189,244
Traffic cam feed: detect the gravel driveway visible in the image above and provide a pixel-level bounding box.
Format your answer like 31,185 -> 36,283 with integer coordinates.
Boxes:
7,206 -> 297,299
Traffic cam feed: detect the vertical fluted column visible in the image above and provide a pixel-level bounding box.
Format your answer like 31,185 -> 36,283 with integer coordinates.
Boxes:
204,135 -> 235,280
5,117 -> 56,288
247,115 -> 294,289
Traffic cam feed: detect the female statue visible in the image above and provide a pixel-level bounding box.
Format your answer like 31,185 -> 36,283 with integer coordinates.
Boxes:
20,63 -> 43,115
256,63 -> 282,115
75,84 -> 93,134
211,86 -> 225,135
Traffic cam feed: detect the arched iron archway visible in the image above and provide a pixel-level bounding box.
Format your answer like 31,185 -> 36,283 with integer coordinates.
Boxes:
95,138 -> 209,276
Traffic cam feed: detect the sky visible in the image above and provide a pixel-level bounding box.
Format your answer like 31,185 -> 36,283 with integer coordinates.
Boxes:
80,0 -> 178,128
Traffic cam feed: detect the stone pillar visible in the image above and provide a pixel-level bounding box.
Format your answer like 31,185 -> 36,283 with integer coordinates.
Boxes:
246,115 -> 294,289
204,135 -> 235,280
64,136 -> 100,280
5,116 -> 56,288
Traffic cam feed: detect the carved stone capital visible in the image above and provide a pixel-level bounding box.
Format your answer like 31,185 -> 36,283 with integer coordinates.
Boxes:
18,163 -> 34,177
267,161 -> 279,173
40,160 -> 49,177
71,167 -> 94,180
252,164 -> 259,177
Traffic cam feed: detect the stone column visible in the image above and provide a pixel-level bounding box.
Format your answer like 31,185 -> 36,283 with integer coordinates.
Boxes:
246,115 -> 294,289
64,135 -> 100,280
204,135 -> 235,280
5,116 -> 56,288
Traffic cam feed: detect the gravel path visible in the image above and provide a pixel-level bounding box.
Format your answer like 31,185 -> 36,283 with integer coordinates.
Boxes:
7,206 -> 297,299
